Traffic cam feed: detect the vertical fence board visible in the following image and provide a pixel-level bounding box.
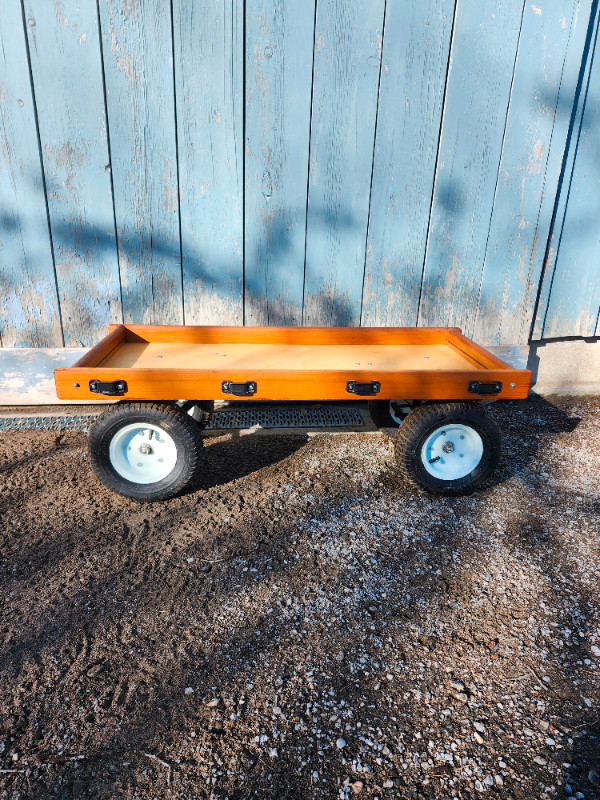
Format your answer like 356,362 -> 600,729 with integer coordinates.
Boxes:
537,12 -> 600,339
24,0 -> 121,346
418,0 -> 523,333
303,0 -> 385,326
472,0 -> 593,345
361,0 -> 454,328
245,0 -> 315,326
174,0 -> 243,325
0,1 -> 61,347
99,0 -> 182,325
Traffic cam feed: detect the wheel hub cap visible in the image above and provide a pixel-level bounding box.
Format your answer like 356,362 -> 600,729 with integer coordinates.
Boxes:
109,423 -> 178,484
421,424 -> 483,480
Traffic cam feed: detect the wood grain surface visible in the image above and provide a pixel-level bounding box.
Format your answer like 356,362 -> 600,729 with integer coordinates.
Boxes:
24,0 -> 122,346
534,4 -> 600,339
56,323 -> 530,401
99,0 -> 183,325
174,0 -> 244,325
244,0 -> 315,326
473,0 -> 593,345
418,0 -> 524,333
1,1 -> 597,351
303,0 -> 385,327
0,1 -> 62,347
361,0 -> 454,328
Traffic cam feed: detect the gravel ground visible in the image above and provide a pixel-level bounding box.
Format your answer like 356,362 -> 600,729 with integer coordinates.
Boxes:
0,395 -> 599,800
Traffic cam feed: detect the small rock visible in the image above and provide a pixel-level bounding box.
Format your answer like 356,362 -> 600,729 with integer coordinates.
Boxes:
186,556 -> 194,563
545,737 -> 556,746
495,775 -> 504,787
12,753 -> 19,762
474,779 -> 484,791
450,680 -> 465,692
473,721 -> 485,733
86,664 -> 104,678
474,732 -> 484,745
184,687 -> 194,695
584,698 -> 592,708
591,645 -> 600,657
533,756 -> 547,766
383,779 -> 394,788
483,775 -> 494,786
206,698 -> 219,707
336,738 -> 347,749
351,781 -> 363,794
589,770 -> 600,787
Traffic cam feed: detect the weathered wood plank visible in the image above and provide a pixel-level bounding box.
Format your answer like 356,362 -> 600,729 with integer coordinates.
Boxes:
173,0 -> 243,325
472,0 -> 593,345
361,0 -> 454,328
99,0 -> 182,325
303,0 -> 386,326
0,1 -> 62,347
418,0 -> 523,333
244,0 -> 315,326
541,15 -> 600,340
533,5 -> 600,339
24,0 -> 121,347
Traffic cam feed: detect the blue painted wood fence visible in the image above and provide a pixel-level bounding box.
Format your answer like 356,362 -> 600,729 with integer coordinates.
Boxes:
0,0 -> 599,348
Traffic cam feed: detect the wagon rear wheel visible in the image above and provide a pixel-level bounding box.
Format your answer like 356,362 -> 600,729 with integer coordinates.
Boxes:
394,402 -> 501,495
88,402 -> 204,501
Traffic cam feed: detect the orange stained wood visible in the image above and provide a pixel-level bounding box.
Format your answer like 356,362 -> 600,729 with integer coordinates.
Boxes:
55,324 -> 532,401
100,342 -> 478,372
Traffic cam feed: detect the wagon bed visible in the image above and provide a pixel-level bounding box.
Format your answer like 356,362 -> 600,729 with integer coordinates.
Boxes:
55,324 -> 530,402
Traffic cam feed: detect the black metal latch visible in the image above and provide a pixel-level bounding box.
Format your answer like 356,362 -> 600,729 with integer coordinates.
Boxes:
346,380 -> 381,396
469,380 -> 502,395
222,380 -> 257,396
89,379 -> 128,396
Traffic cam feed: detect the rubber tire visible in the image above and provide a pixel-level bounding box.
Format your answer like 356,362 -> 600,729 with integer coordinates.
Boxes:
369,399 -> 414,428
394,402 -> 501,496
181,400 -> 214,430
88,402 -> 205,501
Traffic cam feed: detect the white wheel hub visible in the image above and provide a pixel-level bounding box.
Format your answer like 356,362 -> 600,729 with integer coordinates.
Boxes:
421,423 -> 483,480
109,423 -> 178,484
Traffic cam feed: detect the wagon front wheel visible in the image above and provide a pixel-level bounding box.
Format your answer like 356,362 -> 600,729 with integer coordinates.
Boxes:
88,402 -> 204,501
394,402 -> 501,495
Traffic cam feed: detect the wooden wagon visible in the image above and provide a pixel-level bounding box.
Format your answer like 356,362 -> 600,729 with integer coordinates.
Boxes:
55,324 -> 531,500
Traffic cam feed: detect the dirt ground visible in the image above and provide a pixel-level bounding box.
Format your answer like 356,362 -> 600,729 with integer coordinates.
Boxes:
0,396 -> 599,800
